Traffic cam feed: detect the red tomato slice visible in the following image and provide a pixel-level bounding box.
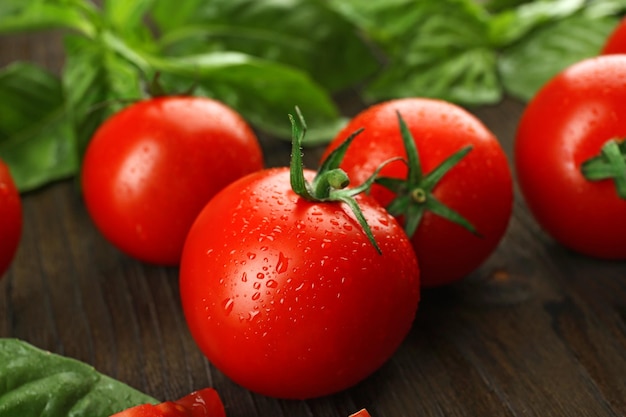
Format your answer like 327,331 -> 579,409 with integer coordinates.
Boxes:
110,388 -> 225,417
349,409 -> 373,417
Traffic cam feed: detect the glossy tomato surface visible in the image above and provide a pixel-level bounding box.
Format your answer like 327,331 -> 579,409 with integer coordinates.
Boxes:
81,96 -> 263,265
322,98 -> 513,287
602,18 -> 626,54
515,55 -> 626,259
0,159 -> 22,278
180,168 -> 420,399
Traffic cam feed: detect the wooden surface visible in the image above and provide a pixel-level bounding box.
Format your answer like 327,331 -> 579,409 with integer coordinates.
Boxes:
2,32 -> 626,417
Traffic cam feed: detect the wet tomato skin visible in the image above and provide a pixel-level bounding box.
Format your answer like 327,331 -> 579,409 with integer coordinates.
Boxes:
0,159 -> 21,278
81,96 -> 263,265
322,98 -> 513,287
180,168 -> 420,400
515,55 -> 626,258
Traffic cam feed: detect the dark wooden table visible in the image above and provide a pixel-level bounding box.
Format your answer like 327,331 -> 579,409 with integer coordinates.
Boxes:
2,31 -> 626,417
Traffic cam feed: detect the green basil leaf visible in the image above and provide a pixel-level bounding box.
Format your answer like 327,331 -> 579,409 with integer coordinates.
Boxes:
151,0 -> 378,93
0,339 -> 156,417
0,0 -> 95,36
499,13 -> 621,102
98,30 -> 343,144
102,0 -> 156,48
62,34 -> 144,159
150,51 -> 345,144
334,0 -> 501,105
0,62 -> 77,192
489,0 -> 586,47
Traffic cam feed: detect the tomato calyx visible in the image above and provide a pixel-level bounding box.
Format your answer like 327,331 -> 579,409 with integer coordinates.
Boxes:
376,111 -> 478,238
580,138 -> 626,199
289,107 -> 393,255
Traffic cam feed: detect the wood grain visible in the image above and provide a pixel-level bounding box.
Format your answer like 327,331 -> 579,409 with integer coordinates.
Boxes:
1,31 -> 626,417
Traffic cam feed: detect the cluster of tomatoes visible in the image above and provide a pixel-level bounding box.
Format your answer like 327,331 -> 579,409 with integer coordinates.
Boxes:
2,17 -> 626,416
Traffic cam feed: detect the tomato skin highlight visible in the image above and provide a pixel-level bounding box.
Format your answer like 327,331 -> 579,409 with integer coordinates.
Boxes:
81,96 -> 263,265
601,18 -> 626,55
322,98 -> 513,287
0,159 -> 22,278
180,168 -> 420,400
515,55 -> 626,259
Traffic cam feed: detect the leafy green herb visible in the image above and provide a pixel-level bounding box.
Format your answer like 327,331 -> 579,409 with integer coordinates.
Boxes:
0,63 -> 77,191
0,0 -> 624,192
0,338 -> 156,417
327,0 -> 624,105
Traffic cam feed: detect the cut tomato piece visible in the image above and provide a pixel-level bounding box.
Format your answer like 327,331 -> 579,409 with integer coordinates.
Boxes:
349,409 -> 372,417
110,388 -> 225,417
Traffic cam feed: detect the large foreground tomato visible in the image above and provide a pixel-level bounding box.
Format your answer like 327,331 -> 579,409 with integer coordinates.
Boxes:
601,18 -> 626,54
515,55 -> 626,259
322,98 -> 513,287
0,159 -> 22,278
180,112 -> 420,399
82,96 -> 263,265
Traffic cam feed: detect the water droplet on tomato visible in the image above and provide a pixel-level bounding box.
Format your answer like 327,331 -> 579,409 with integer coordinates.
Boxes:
223,298 -> 234,315
253,282 -> 261,290
343,224 -> 353,231
276,252 -> 289,274
266,279 -> 278,288
247,252 -> 256,260
252,292 -> 261,301
256,272 -> 265,280
241,272 -> 248,282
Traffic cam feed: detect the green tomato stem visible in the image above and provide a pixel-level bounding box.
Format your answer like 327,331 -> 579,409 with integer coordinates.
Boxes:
376,111 -> 477,238
288,107 -> 382,254
581,138 -> 626,199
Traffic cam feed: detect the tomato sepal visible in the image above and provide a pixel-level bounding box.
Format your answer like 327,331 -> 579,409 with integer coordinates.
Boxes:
377,111 -> 478,238
580,138 -> 626,199
289,106 -> 396,254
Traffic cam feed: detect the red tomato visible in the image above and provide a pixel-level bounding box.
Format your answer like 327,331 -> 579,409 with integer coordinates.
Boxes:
110,388 -> 225,417
322,98 -> 513,287
180,166 -> 420,399
601,18 -> 626,54
349,410 -> 372,417
515,55 -> 626,259
81,96 -> 263,265
0,159 -> 22,278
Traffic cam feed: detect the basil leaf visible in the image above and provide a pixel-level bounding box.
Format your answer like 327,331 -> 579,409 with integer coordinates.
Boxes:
335,0 -> 501,105
489,0 -> 586,46
149,51 -> 345,144
0,62 -> 77,192
63,34 -> 144,159
102,0 -> 156,48
0,0 -> 95,36
0,339 -> 156,417
499,13 -> 621,101
150,0 -> 379,93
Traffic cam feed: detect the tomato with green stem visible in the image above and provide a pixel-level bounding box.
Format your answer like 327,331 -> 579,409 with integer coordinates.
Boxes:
515,55 -> 626,259
0,158 -> 21,278
179,109 -> 420,399
322,98 -> 513,287
81,96 -> 263,265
